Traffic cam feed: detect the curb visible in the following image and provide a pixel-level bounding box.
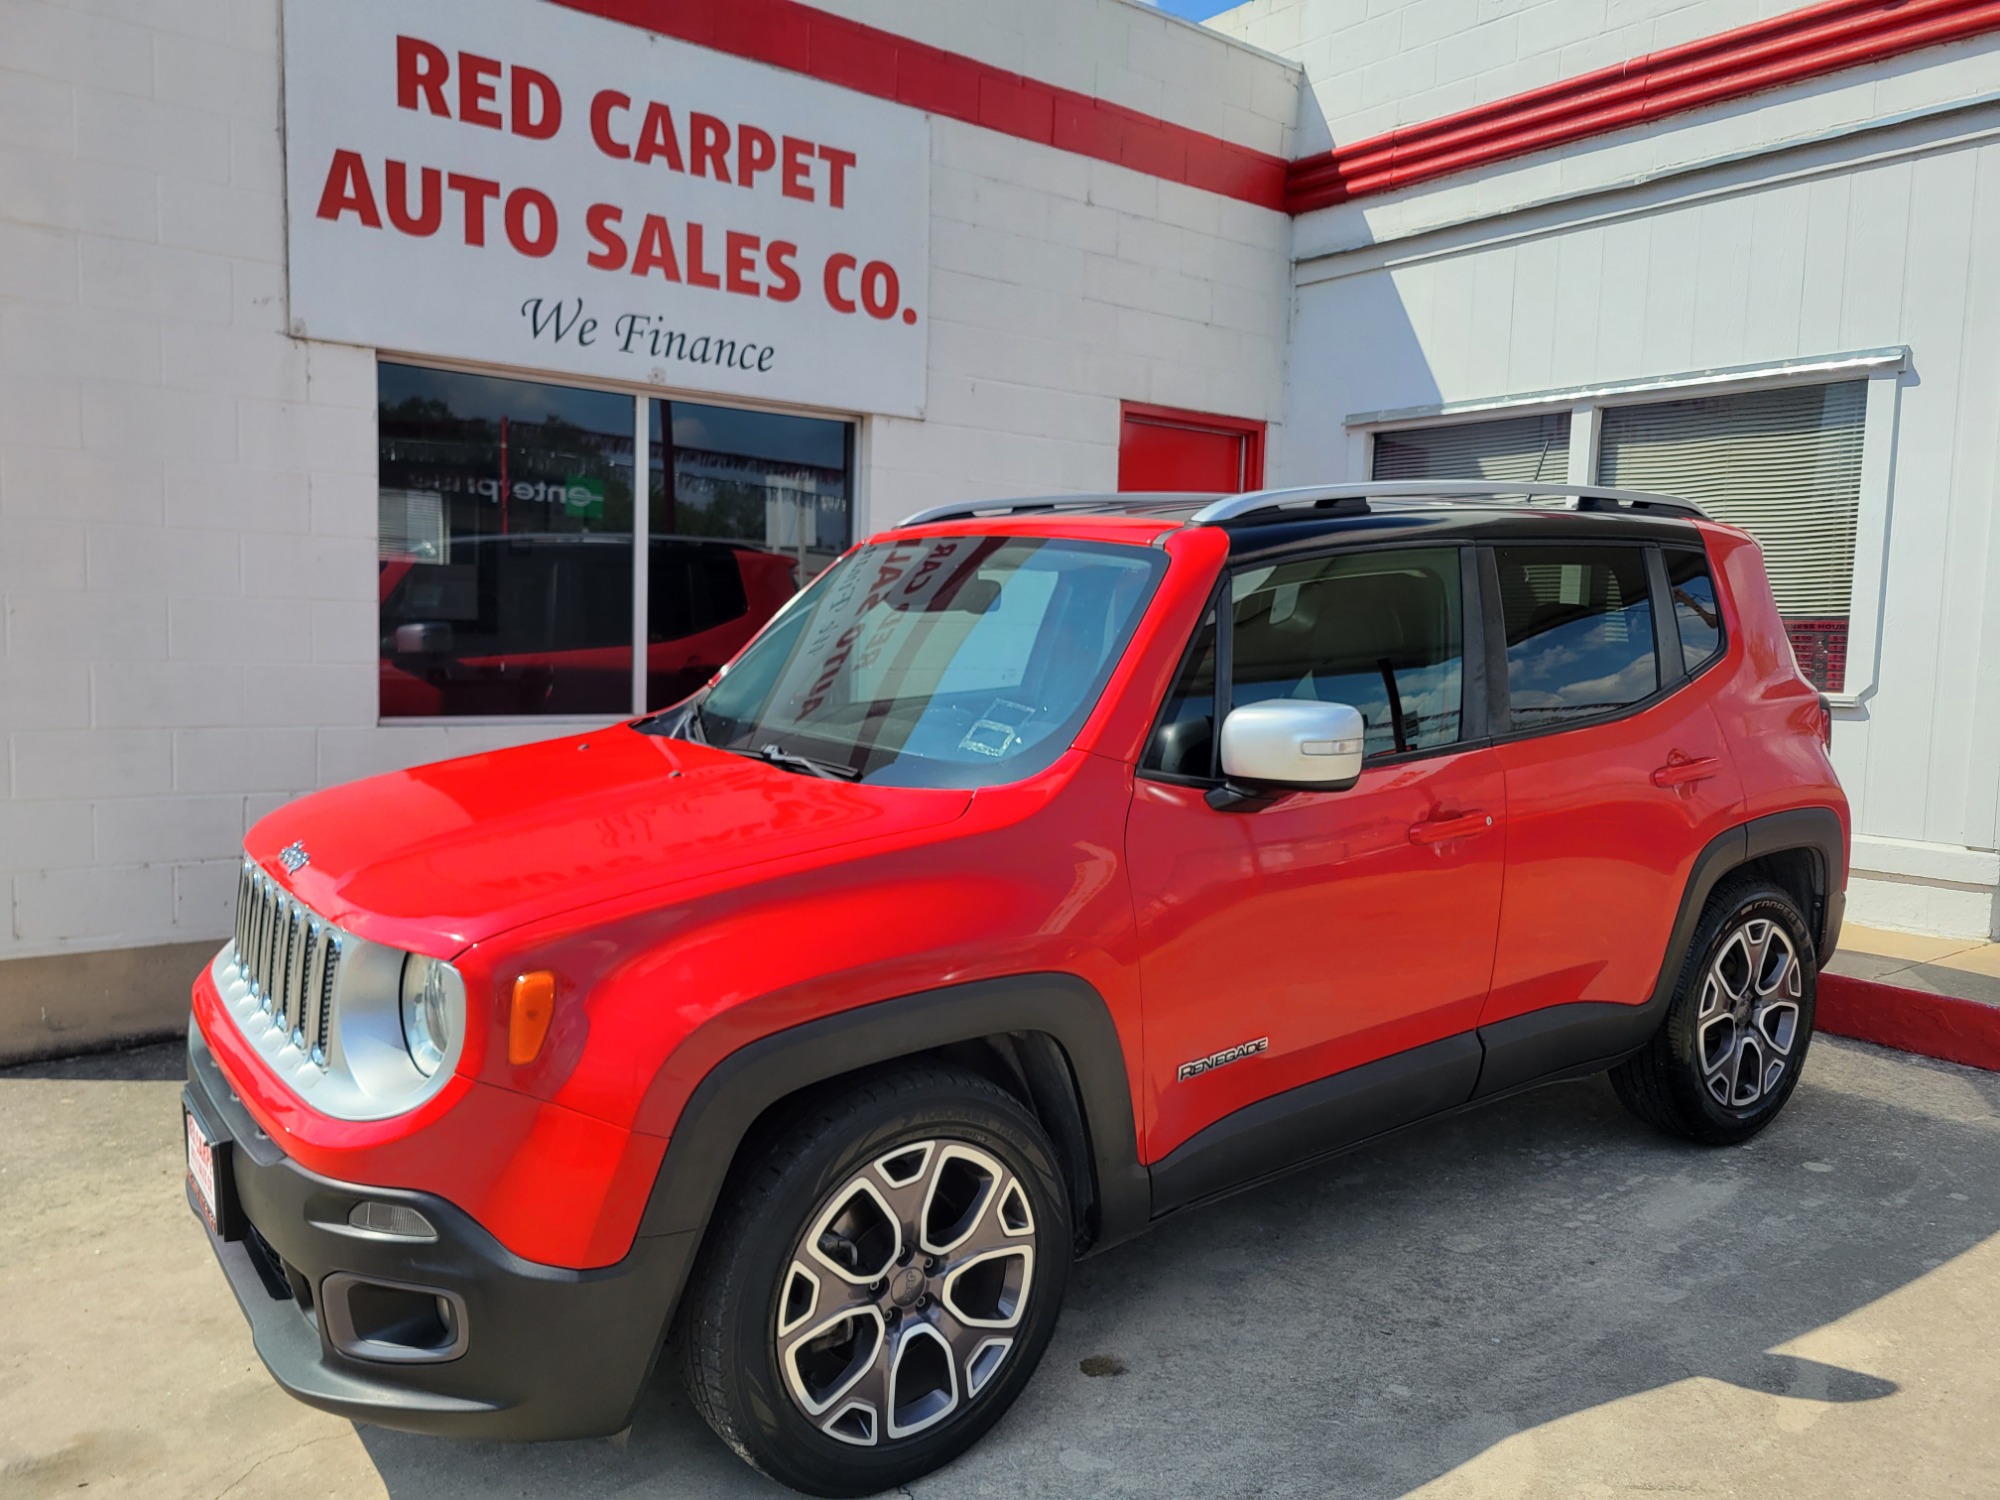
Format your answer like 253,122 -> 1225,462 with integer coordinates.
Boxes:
1818,972 -> 2000,1072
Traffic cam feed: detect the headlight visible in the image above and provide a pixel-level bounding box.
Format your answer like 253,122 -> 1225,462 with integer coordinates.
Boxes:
399,955 -> 456,1077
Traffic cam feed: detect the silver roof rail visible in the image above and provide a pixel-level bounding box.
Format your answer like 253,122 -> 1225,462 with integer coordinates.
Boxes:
896,493 -> 1222,528
1190,481 -> 1707,524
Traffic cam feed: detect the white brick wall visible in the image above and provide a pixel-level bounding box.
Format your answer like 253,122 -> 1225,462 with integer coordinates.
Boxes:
859,117 -> 1291,526
0,0 -> 1297,961
0,0 -> 570,960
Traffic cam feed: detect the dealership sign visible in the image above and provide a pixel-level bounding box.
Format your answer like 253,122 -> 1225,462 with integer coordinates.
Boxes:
282,0 -> 930,415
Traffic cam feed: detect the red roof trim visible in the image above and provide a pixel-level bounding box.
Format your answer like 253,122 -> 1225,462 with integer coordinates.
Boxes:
1287,0 -> 2000,211
544,0 -> 1293,209
546,0 -> 1999,216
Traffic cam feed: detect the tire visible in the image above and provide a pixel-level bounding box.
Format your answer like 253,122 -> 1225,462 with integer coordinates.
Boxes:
678,1065 -> 1071,1497
1610,877 -> 1818,1145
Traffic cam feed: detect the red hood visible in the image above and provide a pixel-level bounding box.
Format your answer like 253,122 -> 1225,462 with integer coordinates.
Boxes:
245,728 -> 972,952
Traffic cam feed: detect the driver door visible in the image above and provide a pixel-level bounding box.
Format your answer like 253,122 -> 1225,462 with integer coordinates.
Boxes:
1127,545 -> 1506,1193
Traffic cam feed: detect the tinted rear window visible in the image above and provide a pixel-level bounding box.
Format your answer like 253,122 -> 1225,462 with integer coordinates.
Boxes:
1495,545 -> 1657,728
1664,547 -> 1723,673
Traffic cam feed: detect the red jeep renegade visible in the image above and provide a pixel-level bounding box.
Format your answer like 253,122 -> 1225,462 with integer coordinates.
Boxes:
183,482 -> 1847,1496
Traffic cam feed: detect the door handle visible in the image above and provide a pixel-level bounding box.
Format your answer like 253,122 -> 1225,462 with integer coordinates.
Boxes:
1408,812 -> 1496,845
1652,754 -> 1721,789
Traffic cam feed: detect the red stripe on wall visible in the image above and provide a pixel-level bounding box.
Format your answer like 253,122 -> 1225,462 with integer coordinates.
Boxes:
546,0 -> 2000,214
546,0 -> 1292,208
1818,973 -> 2000,1072
1287,0 -> 2000,211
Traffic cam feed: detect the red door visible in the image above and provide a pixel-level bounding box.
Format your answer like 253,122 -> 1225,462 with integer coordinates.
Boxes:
1126,544 -> 1504,1163
1130,754 -> 1506,1160
1479,543 -> 1745,1027
1118,403 -> 1264,492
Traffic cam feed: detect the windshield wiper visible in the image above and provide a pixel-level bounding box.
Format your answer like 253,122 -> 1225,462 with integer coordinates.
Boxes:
751,744 -> 860,781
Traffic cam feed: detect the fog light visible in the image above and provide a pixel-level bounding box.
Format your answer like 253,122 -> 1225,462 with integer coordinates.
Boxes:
348,1201 -> 437,1240
322,1273 -> 468,1363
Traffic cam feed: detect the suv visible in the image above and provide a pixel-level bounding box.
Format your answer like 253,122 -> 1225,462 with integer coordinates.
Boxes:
183,483 -> 1847,1496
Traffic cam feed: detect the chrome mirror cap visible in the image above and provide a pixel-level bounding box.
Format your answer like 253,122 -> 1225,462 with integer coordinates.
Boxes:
1218,700 -> 1366,792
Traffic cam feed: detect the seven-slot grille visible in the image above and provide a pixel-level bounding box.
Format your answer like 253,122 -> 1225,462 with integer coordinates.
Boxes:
233,862 -> 340,1066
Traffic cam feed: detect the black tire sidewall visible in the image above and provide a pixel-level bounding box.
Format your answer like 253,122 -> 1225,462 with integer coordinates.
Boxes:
711,1079 -> 1070,1496
1663,884 -> 1817,1142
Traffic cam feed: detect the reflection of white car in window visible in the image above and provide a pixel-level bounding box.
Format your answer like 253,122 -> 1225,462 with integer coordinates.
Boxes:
378,532 -> 798,717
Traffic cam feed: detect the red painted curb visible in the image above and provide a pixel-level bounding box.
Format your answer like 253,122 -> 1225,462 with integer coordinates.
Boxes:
1817,971 -> 2000,1072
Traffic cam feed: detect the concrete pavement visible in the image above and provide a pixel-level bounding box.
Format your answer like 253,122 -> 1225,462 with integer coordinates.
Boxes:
3,1033 -> 1997,1498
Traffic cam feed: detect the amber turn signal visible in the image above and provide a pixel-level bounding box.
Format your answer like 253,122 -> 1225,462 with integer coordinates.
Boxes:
509,971 -> 557,1065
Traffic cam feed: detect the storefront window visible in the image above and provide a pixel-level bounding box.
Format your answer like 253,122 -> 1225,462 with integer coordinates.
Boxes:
378,364 -> 635,717
1372,411 -> 1571,484
646,399 -> 853,711
378,364 -> 853,718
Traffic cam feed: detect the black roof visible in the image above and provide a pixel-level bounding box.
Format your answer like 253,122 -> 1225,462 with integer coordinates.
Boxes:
894,482 -> 1709,558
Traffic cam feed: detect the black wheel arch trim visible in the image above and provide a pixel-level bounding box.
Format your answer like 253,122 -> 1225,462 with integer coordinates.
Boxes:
634,973 -> 1150,1256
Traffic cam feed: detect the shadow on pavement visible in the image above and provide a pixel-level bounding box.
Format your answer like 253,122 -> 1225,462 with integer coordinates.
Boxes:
0,1038 -> 184,1083
336,1036 -> 1994,1496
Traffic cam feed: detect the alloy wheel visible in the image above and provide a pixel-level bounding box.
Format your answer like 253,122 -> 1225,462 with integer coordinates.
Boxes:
1696,916 -> 1803,1108
776,1139 -> 1037,1448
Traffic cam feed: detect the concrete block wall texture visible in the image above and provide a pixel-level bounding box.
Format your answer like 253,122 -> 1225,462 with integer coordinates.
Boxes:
801,0 -> 1300,523
0,0 -> 1298,1055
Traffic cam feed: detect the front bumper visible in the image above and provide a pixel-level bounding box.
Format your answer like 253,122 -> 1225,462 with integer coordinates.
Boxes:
184,1018 -> 697,1440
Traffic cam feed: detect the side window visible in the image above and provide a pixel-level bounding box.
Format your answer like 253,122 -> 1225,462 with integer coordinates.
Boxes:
1142,609 -> 1218,778
1664,547 -> 1723,673
1230,548 -> 1464,757
1494,544 -> 1657,728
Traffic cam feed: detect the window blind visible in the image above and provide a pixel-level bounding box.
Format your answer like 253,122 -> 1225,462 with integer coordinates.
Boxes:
1372,411 -> 1572,484
1596,382 -> 1865,620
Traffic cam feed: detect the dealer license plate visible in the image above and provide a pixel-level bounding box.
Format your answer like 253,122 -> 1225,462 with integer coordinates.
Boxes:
185,1106 -> 220,1233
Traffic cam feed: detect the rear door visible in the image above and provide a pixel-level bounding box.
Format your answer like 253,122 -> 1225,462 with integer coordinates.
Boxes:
1128,544 -> 1506,1176
1480,539 -> 1744,1040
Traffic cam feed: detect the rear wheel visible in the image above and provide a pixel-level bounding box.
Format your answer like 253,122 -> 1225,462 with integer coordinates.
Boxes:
1611,878 -> 1817,1145
679,1066 -> 1069,1497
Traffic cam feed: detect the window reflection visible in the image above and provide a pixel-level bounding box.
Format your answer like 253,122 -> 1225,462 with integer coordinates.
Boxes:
652,399 -> 853,597
378,364 -> 635,717
1495,546 -> 1659,725
377,366 -> 853,719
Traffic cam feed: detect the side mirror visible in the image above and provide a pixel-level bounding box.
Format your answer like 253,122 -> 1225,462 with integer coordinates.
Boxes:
1214,700 -> 1366,805
394,621 -> 453,656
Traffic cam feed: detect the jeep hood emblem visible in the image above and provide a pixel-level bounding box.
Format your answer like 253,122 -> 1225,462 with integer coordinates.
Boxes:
278,841 -> 310,874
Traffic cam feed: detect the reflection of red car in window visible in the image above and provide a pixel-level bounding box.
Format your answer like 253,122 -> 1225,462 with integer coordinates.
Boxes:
379,534 -> 798,717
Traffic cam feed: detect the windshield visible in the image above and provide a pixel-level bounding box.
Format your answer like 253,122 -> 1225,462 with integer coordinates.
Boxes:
675,534 -> 1164,787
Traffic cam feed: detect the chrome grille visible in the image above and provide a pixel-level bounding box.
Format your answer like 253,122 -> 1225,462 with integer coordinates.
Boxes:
232,862 -> 342,1069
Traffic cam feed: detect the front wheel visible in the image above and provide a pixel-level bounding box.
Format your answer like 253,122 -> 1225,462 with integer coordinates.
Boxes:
1611,877 -> 1818,1145
679,1066 -> 1070,1497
